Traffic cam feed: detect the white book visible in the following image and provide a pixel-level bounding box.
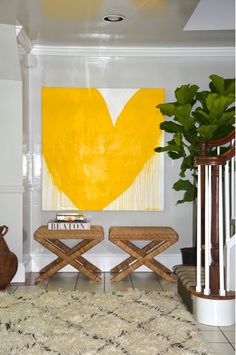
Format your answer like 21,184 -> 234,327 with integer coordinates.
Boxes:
56,216 -> 87,222
48,221 -> 90,230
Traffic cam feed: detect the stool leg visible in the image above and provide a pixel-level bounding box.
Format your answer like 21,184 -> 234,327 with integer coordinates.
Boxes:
53,240 -> 101,273
35,238 -> 102,283
111,239 -> 176,282
110,241 -> 157,273
36,238 -> 89,275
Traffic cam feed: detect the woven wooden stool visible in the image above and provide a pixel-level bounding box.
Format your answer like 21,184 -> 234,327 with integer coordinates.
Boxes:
109,226 -> 178,282
34,225 -> 104,283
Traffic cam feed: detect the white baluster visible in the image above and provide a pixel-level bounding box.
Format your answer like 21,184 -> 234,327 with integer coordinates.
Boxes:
225,160 -> 231,291
225,161 -> 231,243
208,165 -> 212,265
204,165 -> 210,295
231,144 -> 235,219
219,165 -> 226,296
196,165 -> 202,293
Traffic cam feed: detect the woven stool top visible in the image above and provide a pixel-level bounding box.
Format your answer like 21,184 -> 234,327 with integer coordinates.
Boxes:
34,225 -> 104,240
109,226 -> 178,241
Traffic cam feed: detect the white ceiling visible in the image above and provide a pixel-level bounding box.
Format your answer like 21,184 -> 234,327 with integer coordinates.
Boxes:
0,0 -> 234,48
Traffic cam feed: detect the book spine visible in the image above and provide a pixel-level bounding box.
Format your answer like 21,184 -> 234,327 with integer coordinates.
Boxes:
48,222 -> 90,230
56,216 -> 86,222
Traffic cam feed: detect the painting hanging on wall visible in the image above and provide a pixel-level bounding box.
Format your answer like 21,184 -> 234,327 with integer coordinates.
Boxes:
42,88 -> 165,211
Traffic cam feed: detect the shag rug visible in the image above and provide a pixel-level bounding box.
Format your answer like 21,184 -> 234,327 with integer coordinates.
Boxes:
0,289 -> 212,355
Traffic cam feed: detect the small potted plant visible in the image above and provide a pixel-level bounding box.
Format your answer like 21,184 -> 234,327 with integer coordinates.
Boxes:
155,74 -> 235,264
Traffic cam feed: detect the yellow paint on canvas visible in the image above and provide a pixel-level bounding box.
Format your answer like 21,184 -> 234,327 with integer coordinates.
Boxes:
42,88 -> 164,210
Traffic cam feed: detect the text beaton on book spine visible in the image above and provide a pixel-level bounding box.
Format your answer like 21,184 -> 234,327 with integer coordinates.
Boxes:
48,222 -> 90,230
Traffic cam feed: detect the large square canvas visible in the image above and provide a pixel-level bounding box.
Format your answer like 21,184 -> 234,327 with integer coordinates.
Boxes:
42,88 -> 164,211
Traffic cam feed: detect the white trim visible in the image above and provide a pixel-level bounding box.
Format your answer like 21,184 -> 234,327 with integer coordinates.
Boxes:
10,255 -> 31,283
11,262 -> 25,283
30,252 -> 182,273
31,46 -> 235,57
0,185 -> 24,194
23,253 -> 32,273
16,26 -> 32,54
15,25 -> 22,36
192,294 -> 235,326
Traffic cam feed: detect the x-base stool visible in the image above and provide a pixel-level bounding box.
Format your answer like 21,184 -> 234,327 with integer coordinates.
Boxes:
109,226 -> 178,282
34,225 -> 104,283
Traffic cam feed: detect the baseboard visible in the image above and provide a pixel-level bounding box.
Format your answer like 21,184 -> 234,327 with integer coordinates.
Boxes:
31,252 -> 182,273
11,254 -> 31,283
11,262 -> 25,283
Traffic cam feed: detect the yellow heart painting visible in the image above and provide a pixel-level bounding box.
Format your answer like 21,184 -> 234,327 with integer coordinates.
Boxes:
42,88 -> 164,211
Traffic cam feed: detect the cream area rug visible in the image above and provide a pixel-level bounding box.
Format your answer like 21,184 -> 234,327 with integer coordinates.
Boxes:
0,289 -> 212,355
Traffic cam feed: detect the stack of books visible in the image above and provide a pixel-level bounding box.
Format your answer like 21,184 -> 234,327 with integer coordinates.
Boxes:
48,213 -> 90,230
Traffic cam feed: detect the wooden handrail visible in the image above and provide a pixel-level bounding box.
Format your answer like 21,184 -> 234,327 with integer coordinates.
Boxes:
195,146 -> 235,166
207,130 -> 235,148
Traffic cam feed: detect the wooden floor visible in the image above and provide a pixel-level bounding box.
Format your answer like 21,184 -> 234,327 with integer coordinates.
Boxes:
6,272 -> 235,355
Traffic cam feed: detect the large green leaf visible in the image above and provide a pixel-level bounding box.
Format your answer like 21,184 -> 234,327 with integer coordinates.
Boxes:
224,78 -> 235,94
175,84 -> 198,104
154,143 -> 179,153
196,91 -> 210,111
218,108 -> 235,125
177,187 -> 197,204
197,124 -> 217,140
159,121 -> 183,133
213,125 -> 234,139
183,128 -> 199,145
209,75 -> 235,96
209,74 -> 225,94
173,179 -> 197,204
173,179 -> 194,191
180,156 -> 194,177
207,94 -> 235,121
157,103 -> 176,117
174,104 -> 195,129
174,132 -> 182,146
189,85 -> 199,102
192,109 -> 210,125
168,151 -> 183,160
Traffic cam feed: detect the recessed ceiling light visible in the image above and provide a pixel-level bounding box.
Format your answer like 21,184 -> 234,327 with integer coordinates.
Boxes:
103,14 -> 126,23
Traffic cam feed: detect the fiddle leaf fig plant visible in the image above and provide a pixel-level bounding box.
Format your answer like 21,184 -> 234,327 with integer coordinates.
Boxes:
155,74 -> 235,204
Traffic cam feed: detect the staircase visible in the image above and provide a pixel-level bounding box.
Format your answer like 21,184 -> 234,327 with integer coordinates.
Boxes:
191,130 -> 235,326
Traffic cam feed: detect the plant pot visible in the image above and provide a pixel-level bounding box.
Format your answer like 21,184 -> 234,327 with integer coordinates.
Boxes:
180,247 -> 196,265
0,225 -> 18,290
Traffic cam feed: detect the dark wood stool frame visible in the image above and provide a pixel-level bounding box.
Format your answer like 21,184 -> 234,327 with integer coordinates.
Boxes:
109,226 -> 178,282
34,225 -> 104,283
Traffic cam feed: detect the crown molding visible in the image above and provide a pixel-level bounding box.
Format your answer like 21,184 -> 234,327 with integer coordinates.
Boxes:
16,25 -> 32,54
31,45 -> 235,57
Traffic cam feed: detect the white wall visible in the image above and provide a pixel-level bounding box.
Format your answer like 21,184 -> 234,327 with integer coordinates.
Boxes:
27,51 -> 234,272
0,24 -> 24,281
